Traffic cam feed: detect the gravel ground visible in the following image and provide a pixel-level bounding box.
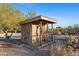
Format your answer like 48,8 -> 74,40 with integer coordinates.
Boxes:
0,33 -> 71,56
0,42 -> 35,56
0,47 -> 35,56
0,33 -> 36,56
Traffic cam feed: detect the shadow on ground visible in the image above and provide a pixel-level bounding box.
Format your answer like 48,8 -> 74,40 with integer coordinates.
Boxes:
0,38 -> 36,56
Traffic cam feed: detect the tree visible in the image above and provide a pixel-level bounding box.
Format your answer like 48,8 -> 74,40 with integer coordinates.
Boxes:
73,24 -> 79,35
0,4 -> 26,39
26,10 -> 37,19
56,26 -> 63,35
53,26 -> 68,35
15,9 -> 26,32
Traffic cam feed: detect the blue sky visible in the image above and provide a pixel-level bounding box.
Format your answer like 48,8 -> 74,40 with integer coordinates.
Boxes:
14,3 -> 79,27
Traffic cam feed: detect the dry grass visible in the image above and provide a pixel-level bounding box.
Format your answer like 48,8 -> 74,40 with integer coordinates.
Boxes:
48,36 -> 79,56
49,43 -> 79,56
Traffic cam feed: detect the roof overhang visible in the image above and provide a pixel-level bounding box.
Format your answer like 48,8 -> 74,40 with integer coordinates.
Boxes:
20,15 -> 56,25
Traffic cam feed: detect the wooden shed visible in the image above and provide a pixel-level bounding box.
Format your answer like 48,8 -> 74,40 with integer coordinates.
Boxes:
20,16 -> 56,46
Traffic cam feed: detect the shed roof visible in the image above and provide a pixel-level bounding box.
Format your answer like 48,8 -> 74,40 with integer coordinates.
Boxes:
20,15 -> 56,25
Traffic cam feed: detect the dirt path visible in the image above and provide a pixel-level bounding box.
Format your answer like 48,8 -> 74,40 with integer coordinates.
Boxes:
0,41 -> 35,56
0,47 -> 35,56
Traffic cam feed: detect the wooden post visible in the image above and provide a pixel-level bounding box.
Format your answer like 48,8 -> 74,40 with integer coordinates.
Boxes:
36,25 -> 38,43
43,24 -> 46,42
39,21 -> 43,46
47,23 -> 48,42
51,24 -> 54,42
